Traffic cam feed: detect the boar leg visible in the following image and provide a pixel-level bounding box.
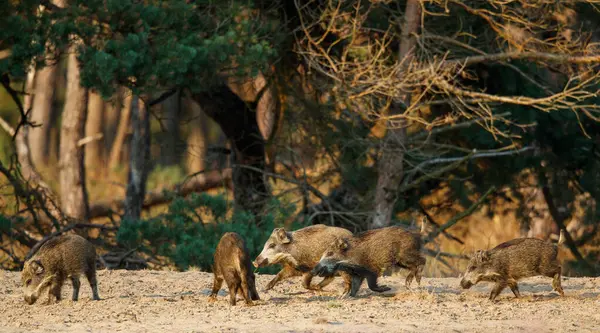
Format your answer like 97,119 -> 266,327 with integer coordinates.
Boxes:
345,275 -> 364,297
366,274 -> 390,293
551,271 -> 564,296
315,276 -> 335,290
239,274 -> 254,306
46,280 -> 63,304
265,265 -> 299,290
225,272 -> 241,306
248,274 -> 260,301
85,268 -> 100,301
208,275 -> 224,302
507,280 -> 521,298
341,273 -> 352,295
489,281 -> 507,302
70,276 -> 81,301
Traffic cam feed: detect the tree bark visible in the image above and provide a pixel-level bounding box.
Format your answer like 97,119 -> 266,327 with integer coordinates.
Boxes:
190,85 -> 270,216
108,92 -> 132,170
59,50 -> 90,220
371,0 -> 421,229
184,96 -> 207,173
123,96 -> 150,221
103,94 -> 121,160
28,65 -> 57,169
161,90 -> 182,166
84,90 -> 105,176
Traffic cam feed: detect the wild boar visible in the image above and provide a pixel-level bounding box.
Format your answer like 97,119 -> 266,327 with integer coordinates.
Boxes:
253,224 -> 353,292
21,233 -> 100,305
312,225 -> 427,297
459,230 -> 566,301
208,232 -> 260,306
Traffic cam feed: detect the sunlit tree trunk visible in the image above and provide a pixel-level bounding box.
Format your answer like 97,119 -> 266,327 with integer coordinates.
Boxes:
103,93 -> 121,163
59,49 -> 90,220
28,65 -> 57,170
108,92 -> 132,171
84,90 -> 105,177
371,0 -> 421,229
184,96 -> 207,173
123,96 -> 150,220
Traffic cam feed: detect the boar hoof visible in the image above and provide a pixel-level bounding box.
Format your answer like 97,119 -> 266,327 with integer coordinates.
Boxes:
207,295 -> 218,303
372,285 -> 391,293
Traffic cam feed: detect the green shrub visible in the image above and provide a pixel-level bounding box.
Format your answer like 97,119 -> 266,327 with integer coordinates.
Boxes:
117,193 -> 305,274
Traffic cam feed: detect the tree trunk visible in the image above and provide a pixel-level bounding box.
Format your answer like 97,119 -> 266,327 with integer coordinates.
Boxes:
28,65 -> 57,170
161,90 -> 182,166
59,50 -> 90,220
84,90 -> 105,177
103,94 -> 121,160
123,96 -> 150,221
184,96 -> 207,173
191,85 -> 270,216
108,92 -> 132,171
371,0 -> 421,229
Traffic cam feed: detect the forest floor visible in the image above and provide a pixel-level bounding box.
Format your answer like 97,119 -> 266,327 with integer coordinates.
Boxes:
0,270 -> 598,333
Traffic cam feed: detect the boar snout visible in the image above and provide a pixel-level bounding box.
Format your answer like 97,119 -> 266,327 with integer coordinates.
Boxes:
24,294 -> 36,305
253,256 -> 268,268
460,278 -> 474,289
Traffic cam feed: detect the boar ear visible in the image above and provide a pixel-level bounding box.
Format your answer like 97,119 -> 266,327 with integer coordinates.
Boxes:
336,238 -> 348,250
276,228 -> 291,244
31,260 -> 45,275
475,250 -> 490,262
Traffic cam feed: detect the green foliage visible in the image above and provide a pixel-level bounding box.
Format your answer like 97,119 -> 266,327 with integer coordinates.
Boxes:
117,193 -> 304,273
1,1 -> 282,98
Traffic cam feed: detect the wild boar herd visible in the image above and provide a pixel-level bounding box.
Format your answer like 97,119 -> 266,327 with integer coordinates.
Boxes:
19,223 -> 566,307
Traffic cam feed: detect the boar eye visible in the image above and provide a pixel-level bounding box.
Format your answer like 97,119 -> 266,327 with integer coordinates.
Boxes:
26,279 -> 31,286
326,251 -> 333,257
468,266 -> 476,272
268,243 -> 275,249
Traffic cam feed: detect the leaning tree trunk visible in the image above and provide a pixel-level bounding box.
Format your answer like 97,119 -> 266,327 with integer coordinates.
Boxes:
59,49 -> 90,221
191,85 -> 270,216
28,65 -> 57,170
371,0 -> 421,229
84,90 -> 105,177
108,92 -> 132,170
123,96 -> 150,221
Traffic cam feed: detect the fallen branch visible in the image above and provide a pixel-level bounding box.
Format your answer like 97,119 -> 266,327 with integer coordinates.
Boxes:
425,186 -> 496,243
89,168 -> 233,218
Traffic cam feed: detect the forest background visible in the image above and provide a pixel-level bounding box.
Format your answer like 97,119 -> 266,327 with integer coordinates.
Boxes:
1,0 -> 600,277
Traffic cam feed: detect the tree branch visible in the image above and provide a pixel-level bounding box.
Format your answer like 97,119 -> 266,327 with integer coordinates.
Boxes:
425,186 -> 496,243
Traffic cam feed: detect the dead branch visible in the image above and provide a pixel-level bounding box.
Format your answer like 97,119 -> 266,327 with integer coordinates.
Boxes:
89,168 -> 233,218
425,186 -> 496,243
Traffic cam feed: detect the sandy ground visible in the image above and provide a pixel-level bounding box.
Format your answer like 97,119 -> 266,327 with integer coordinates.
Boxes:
0,269 -> 598,333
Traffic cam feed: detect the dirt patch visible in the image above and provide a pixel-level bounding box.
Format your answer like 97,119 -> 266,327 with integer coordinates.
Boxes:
0,270 -> 598,332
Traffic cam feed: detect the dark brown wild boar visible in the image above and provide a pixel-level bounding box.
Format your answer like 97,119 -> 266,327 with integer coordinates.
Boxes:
312,225 -> 427,297
21,234 -> 100,305
209,232 -> 259,306
253,224 -> 353,292
459,230 -> 566,302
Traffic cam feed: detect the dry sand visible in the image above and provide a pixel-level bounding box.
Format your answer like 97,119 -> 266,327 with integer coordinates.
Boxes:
0,269 -> 598,332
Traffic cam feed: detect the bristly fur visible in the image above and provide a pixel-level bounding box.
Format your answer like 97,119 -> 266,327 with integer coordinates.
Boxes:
253,224 -> 353,292
21,234 -> 100,305
460,237 -> 564,301
209,232 -> 259,306
314,226 -> 426,297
